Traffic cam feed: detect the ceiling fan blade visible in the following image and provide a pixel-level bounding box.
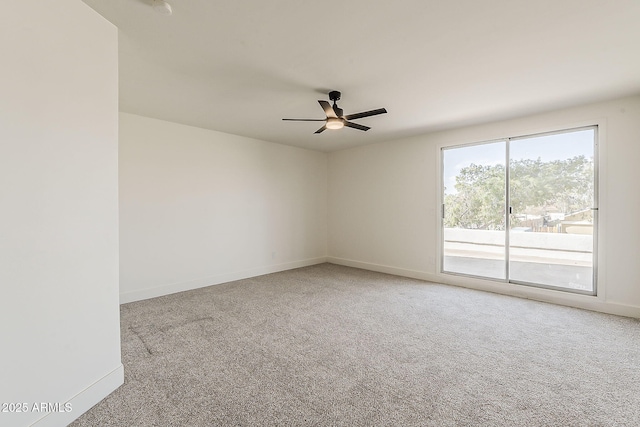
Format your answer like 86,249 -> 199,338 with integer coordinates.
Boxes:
282,118 -> 326,121
344,121 -> 370,132
344,108 -> 387,121
314,125 -> 327,134
318,100 -> 338,118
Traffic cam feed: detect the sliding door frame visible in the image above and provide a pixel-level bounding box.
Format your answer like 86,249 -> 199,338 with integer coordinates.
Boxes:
440,125 -> 599,296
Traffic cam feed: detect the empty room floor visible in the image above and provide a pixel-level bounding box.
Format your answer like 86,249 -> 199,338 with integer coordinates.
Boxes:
72,264 -> 640,426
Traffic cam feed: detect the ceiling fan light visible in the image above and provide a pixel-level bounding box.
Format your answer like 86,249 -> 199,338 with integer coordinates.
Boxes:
326,118 -> 344,130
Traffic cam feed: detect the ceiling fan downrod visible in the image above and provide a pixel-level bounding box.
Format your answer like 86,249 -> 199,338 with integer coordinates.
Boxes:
329,91 -> 343,117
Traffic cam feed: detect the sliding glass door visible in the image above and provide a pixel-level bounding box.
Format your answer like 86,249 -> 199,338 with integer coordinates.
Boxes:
442,141 -> 506,280
508,129 -> 596,291
442,127 -> 597,294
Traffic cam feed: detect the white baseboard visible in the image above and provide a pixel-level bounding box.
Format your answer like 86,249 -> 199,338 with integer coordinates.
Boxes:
32,364 -> 124,427
328,257 -> 640,319
120,257 -> 328,304
327,256 -> 440,282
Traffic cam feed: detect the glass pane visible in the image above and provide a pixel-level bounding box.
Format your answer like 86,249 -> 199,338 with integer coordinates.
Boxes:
443,141 -> 506,280
509,128 -> 595,292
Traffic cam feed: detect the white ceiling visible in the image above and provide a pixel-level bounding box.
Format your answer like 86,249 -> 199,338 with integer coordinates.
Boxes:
83,0 -> 640,152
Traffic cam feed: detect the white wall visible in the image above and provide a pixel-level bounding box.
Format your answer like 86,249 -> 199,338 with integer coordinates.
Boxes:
328,95 -> 640,318
0,1 -> 122,426
119,113 -> 327,302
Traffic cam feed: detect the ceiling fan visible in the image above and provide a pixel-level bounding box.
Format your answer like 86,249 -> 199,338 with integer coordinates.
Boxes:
283,91 -> 387,134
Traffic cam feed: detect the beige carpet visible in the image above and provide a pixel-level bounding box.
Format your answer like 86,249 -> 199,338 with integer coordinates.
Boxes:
72,263 -> 640,426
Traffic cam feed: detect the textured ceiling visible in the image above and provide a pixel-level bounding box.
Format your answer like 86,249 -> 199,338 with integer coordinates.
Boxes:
83,0 -> 640,151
